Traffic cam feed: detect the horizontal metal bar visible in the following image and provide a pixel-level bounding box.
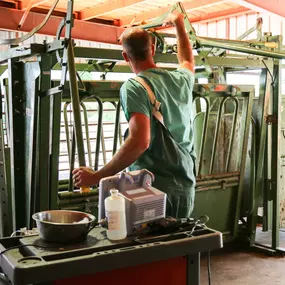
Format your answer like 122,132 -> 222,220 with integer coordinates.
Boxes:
58,190 -> 98,199
196,171 -> 240,181
0,44 -> 274,71
0,43 -> 44,63
40,86 -> 63,97
46,39 -> 65,53
58,197 -> 98,206
74,47 -> 274,68
196,183 -> 239,192
200,38 -> 285,59
196,177 -> 239,187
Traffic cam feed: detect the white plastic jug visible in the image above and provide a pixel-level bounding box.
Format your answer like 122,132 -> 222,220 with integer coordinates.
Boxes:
105,189 -> 127,240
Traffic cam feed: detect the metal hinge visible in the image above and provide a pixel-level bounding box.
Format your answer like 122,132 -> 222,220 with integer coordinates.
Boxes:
266,115 -> 277,125
265,179 -> 273,201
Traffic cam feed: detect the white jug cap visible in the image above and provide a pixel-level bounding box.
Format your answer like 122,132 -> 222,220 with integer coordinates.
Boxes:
110,189 -> 119,196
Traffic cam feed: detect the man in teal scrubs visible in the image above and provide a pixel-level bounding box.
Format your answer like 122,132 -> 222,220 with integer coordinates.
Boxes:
73,12 -> 196,218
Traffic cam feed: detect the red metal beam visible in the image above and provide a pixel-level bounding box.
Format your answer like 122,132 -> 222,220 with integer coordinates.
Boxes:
19,0 -> 49,10
0,7 -> 124,44
231,0 -> 285,19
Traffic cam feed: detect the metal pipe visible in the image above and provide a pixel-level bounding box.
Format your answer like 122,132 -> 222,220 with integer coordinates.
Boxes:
200,38 -> 285,60
18,0 -> 49,29
68,130 -> 76,192
63,102 -> 71,161
58,184 -> 69,191
59,179 -> 69,185
233,89 -> 254,238
196,176 -> 239,186
112,102 -> 121,155
193,97 -> 210,175
245,117 -> 256,217
67,41 -> 86,167
80,102 -> 92,167
67,40 -> 89,193
58,190 -> 98,199
0,0 -> 60,45
93,96 -> 103,171
59,197 -> 98,206
101,129 -> 107,165
196,171 -> 240,181
225,97 -> 239,172
196,183 -> 239,192
59,205 -> 85,211
209,97 -> 227,174
118,122 -> 123,146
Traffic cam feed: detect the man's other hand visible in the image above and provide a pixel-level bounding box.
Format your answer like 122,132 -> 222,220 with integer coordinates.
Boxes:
164,11 -> 184,27
72,167 -> 100,188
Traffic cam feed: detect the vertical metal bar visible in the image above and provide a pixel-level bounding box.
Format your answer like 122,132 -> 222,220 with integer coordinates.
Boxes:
263,131 -> 269,232
112,101 -> 121,155
101,130 -> 107,165
2,79 -> 10,145
271,62 -> 281,250
233,89 -> 254,238
59,0 -> 74,88
245,118 -> 256,217
248,69 -> 271,245
194,97 -> 210,175
29,75 -> 40,227
186,253 -> 200,285
209,97 -> 227,174
37,55 -> 52,212
68,130 -> 76,192
63,102 -> 71,161
195,97 -> 202,114
80,102 -> 92,167
93,96 -> 103,171
67,41 -> 86,167
0,84 -> 10,237
118,123 -> 123,146
225,97 -> 239,172
7,59 -> 24,230
4,148 -> 12,234
49,92 -> 61,209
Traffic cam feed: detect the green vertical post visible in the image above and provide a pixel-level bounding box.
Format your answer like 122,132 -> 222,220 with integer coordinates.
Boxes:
248,69 -> 271,245
271,61 -> 281,250
36,55 -> 52,212
67,41 -> 86,167
7,59 -> 25,230
23,63 -> 40,228
112,102 -> 121,155
93,96 -> 103,171
81,102 -> 92,167
2,79 -> 12,233
0,84 -> 11,237
49,93 -> 62,209
233,90 -> 254,238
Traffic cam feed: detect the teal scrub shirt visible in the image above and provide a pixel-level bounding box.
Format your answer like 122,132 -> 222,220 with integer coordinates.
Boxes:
120,67 -> 196,218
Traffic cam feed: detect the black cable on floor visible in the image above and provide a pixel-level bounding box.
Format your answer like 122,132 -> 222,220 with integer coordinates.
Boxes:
207,250 -> 212,285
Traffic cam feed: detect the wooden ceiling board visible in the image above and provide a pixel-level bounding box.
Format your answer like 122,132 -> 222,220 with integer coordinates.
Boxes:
1,0 -> 252,27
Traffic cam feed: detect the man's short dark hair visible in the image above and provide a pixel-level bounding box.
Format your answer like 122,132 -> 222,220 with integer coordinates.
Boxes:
122,28 -> 151,61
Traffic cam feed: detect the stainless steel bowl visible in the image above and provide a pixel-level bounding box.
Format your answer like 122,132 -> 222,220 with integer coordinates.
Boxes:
32,210 -> 96,243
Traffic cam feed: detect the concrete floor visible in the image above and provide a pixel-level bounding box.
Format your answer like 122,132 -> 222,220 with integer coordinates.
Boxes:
200,247 -> 285,285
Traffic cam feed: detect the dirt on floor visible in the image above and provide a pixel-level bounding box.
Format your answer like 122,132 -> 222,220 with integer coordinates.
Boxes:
200,246 -> 285,285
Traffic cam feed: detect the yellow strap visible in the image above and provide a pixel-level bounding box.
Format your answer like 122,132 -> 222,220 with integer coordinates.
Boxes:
133,77 -> 165,127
